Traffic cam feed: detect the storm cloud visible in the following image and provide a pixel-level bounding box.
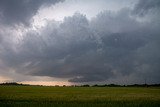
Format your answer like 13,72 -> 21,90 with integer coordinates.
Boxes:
133,0 -> 160,16
0,0 -> 63,25
0,0 -> 160,84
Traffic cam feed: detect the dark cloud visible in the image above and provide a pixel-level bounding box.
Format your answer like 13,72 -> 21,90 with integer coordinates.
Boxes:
0,1 -> 160,83
133,0 -> 160,16
0,0 -> 64,25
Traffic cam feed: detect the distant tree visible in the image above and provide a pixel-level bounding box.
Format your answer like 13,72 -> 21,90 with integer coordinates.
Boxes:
92,84 -> 98,87
82,84 -> 90,87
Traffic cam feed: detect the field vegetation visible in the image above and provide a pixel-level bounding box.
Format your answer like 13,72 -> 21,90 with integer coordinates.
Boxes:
0,84 -> 160,107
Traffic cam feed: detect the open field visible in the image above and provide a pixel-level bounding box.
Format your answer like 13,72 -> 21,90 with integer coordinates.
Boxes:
0,86 -> 160,107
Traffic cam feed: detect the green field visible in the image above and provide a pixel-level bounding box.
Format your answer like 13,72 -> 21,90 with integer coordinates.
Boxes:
0,86 -> 160,107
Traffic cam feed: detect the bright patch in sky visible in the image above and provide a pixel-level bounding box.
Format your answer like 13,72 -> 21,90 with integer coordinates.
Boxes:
32,0 -> 137,28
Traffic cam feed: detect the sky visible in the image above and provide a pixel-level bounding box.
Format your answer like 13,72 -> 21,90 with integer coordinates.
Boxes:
0,0 -> 160,86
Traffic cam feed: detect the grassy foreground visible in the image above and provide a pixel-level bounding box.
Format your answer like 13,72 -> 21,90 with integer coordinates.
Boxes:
0,86 -> 160,107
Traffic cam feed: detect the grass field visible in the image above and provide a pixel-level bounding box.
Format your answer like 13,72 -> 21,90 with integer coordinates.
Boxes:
0,86 -> 160,107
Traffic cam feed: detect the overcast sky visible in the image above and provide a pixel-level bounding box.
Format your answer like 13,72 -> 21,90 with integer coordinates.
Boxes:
0,0 -> 160,86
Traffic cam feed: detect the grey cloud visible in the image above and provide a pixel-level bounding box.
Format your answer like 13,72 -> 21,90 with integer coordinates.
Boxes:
0,0 -> 64,26
0,3 -> 160,83
90,8 -> 143,41
133,0 -> 160,16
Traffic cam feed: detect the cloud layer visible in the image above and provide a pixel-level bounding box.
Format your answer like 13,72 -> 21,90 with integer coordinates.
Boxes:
0,0 -> 160,84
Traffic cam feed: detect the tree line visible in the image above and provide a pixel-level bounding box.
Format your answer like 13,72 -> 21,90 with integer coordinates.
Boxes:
0,82 -> 160,87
